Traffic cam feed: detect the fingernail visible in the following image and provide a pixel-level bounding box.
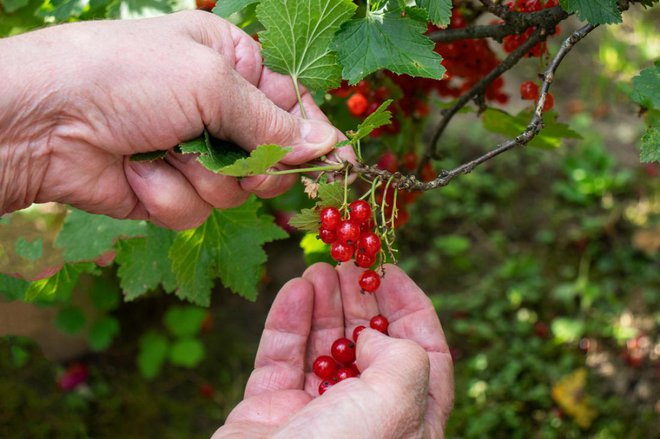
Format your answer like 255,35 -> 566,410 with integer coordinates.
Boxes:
130,161 -> 157,178
301,120 -> 336,148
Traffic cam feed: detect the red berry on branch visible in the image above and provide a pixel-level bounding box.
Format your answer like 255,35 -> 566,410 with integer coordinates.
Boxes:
370,315 -> 389,334
318,227 -> 337,244
336,220 -> 361,244
336,367 -> 358,381
359,270 -> 381,293
313,355 -> 339,379
520,81 -> 539,100
377,152 -> 399,173
331,338 -> 357,364
401,151 -> 418,172
318,380 -> 334,395
543,93 -> 554,112
319,207 -> 341,230
330,241 -> 355,262
352,325 -> 366,342
358,232 -> 381,255
355,251 -> 377,268
347,93 -> 369,116
349,200 -> 372,224
199,383 -> 215,399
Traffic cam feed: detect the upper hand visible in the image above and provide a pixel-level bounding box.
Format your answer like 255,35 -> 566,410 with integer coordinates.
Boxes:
0,11 -> 348,229
214,263 -> 454,438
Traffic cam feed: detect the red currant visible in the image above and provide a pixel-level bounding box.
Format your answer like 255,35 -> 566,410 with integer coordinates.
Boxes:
349,200 -> 372,224
331,338 -> 356,364
520,81 -> 539,100
319,207 -> 341,230
352,325 -> 366,342
401,151 -> 418,172
347,93 -> 368,117
350,362 -> 360,375
318,380 -> 334,395
313,355 -> 338,379
330,241 -> 355,262
359,270 -> 381,293
318,227 -> 337,244
358,232 -> 381,255
335,367 -> 358,381
355,251 -> 376,268
370,315 -> 389,334
336,220 -> 361,244
542,93 -> 554,112
377,152 -> 398,173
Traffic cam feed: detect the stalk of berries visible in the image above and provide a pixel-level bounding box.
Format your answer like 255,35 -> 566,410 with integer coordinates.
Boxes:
520,80 -> 554,111
501,0 -> 561,57
313,315 -> 389,395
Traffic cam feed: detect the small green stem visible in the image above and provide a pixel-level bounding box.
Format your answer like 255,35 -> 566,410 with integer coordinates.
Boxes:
292,77 -> 308,119
266,163 -> 343,175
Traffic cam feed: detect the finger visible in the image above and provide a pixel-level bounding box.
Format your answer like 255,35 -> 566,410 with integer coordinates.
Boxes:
336,262 -> 380,338
124,159 -> 211,230
166,152 -> 250,208
244,277 -> 314,398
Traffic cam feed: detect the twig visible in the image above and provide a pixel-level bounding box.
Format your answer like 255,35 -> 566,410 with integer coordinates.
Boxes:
357,24 -> 599,192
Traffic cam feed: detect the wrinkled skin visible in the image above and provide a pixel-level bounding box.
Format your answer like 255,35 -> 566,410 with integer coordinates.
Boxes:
0,11 -> 350,229
214,263 -> 454,438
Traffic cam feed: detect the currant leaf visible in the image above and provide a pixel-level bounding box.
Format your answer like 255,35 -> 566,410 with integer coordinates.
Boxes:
332,2 -> 445,84
630,65 -> 660,110
169,197 -> 288,305
169,337 -> 205,368
115,224 -> 177,300
138,331 -> 169,380
179,132 -> 249,172
317,182 -> 344,207
89,316 -> 120,351
212,0 -> 259,17
349,99 -> 393,142
24,263 -> 100,302
417,0 -> 452,27
256,0 -> 357,91
163,306 -> 207,337
640,126 -> 659,163
482,109 -> 581,149
0,274 -> 29,301
14,236 -> 43,261
289,208 -> 321,232
558,0 -> 621,25
217,144 -> 291,177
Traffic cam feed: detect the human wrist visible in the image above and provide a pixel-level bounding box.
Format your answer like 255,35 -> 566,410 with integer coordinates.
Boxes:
0,31 -> 62,214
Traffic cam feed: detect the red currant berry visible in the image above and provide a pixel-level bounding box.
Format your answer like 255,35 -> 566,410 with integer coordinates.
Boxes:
370,315 -> 389,334
542,93 -> 554,112
336,220 -> 361,244
401,151 -> 418,172
330,241 -> 355,262
331,338 -> 356,364
520,81 -> 539,100
318,380 -> 334,395
352,325 -> 366,342
355,251 -> 376,268
336,367 -> 358,381
319,207 -> 341,230
350,362 -> 360,375
377,152 -> 398,173
195,0 -> 216,10
359,270 -> 381,293
313,355 -> 338,379
318,227 -> 337,244
347,93 -> 369,117
358,232 -> 381,255
349,200 -> 372,224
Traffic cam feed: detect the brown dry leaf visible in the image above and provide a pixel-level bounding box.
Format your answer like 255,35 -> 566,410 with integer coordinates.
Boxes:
301,177 -> 319,199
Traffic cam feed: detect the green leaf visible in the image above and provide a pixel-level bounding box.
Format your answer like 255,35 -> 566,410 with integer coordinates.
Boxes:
333,2 -> 445,85
0,274 -> 29,301
55,209 -> 147,262
300,232 -> 327,254
213,0 -> 259,17
11,345 -> 30,368
179,132 -> 249,172
551,317 -> 585,343
417,0 -> 452,26
25,263 -> 99,302
630,65 -> 660,109
289,208 -> 321,232
350,99 -> 393,142
169,337 -> 205,368
317,182 -> 344,207
89,316 -> 120,351
44,0 -> 85,21
256,0 -> 357,91
169,197 -> 288,305
115,224 -> 177,300
89,278 -> 121,311
640,126 -> 659,163
558,0 -> 621,25
137,331 -> 169,380
14,237 -> 43,261
129,151 -> 167,162
163,306 -> 207,337
1,0 -> 30,13
482,109 -> 581,149
218,144 -> 291,177
55,306 -> 86,335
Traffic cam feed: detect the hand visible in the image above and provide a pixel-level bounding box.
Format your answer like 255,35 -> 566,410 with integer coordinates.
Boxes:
214,263 -> 454,438
0,11 -> 348,229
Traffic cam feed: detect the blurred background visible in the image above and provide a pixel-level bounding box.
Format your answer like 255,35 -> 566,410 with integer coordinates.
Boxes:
1,1 -> 658,438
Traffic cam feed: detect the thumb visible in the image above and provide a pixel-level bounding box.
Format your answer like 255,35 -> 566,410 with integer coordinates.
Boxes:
209,70 -> 338,166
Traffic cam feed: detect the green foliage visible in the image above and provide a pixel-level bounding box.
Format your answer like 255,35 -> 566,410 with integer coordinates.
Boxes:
288,208 -> 321,232
559,0 -> 622,25
88,277 -> 121,311
55,306 -> 86,335
1,0 -> 31,13
640,126 -> 659,163
212,0 -> 258,17
14,237 -> 42,261
89,316 -> 120,351
630,64 -> 660,109
137,331 -> 169,380
256,0 -> 357,91
217,144 -> 291,177
169,197 -> 287,305
55,209 -> 147,262
168,337 -> 205,368
24,263 -> 99,302
349,99 -> 393,143
332,1 -> 445,84
163,306 -> 207,338
178,132 -> 248,172
416,0 -> 452,27
288,182 -> 345,232
482,109 -> 582,149
0,274 -> 29,301
115,224 -> 177,300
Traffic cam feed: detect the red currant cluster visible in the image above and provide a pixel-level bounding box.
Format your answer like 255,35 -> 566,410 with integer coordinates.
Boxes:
318,201 -> 383,293
502,0 -> 560,57
313,315 -> 389,395
519,80 -> 554,111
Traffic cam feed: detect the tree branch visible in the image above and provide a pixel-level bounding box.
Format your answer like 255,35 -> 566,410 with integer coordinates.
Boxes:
356,23 -> 599,192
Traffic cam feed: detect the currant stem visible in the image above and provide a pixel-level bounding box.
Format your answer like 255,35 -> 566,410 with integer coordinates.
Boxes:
292,77 -> 308,120
266,163 -> 343,175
